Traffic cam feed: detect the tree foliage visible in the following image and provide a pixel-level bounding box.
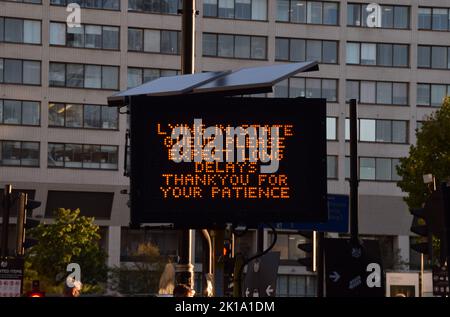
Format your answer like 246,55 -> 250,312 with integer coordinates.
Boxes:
397,97 -> 450,208
25,208 -> 108,293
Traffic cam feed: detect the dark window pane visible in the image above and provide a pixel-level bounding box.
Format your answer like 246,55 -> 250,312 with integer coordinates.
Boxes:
48,103 -> 65,126
65,104 -> 83,127
102,26 -> 119,50
306,40 -> 322,62
127,68 -> 142,88
360,157 -> 375,180
327,156 -> 337,179
21,142 -> 39,166
3,100 -> 21,124
381,6 -> 394,28
101,66 -> 118,90
347,4 -> 361,26
393,83 -> 408,105
290,39 -> 305,62
234,35 -> 250,58
66,64 -> 84,88
392,121 -> 407,143
101,106 -> 118,129
417,84 -> 430,106
218,0 -> 234,18
48,143 -> 65,167
432,8 -> 448,31
4,59 -> 22,84
204,0 -> 218,17
394,6 -> 409,29
251,36 -> 266,59
23,60 -> 40,85
322,41 -> 337,63
418,8 -> 432,29
418,46 -> 431,68
100,146 -> 118,169
2,141 -> 21,166
307,1 -> 322,24
103,0 -> 120,10
323,2 -> 338,25
5,18 -> 23,43
376,82 -> 392,104
431,46 -> 447,69
84,65 -> 101,88
128,28 -> 143,51
291,1 -> 306,23
218,34 -> 234,57
83,144 -> 101,168
67,25 -> 84,47
64,143 -> 83,168
322,79 -> 337,102
235,0 -> 251,20
85,0 -> 102,8
49,63 -> 65,87
0,18 -> 4,42
377,44 -> 392,66
393,44 -> 408,67
277,0 -> 289,22
376,158 -> 392,181
275,38 -> 289,61
203,33 -> 217,56
84,104 -> 101,128
376,120 -> 392,142
160,30 -> 178,54
85,25 -> 102,49
22,101 -> 40,125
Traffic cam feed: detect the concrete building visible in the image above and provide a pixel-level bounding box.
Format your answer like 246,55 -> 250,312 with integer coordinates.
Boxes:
1,0 -> 449,296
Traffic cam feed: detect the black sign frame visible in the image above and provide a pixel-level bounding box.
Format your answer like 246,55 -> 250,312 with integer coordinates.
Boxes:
130,95 -> 327,227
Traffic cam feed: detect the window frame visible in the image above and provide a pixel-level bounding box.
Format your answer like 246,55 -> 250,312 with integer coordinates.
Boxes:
275,37 -> 339,64
202,32 -> 267,60
0,140 -> 40,167
347,3 -> 410,30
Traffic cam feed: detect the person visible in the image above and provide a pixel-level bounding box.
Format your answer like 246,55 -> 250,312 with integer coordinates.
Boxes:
158,262 -> 176,295
173,284 -> 195,297
63,277 -> 82,297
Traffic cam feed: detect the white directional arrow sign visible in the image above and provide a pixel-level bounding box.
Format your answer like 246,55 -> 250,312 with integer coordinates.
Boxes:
245,288 -> 250,297
329,271 -> 341,283
266,285 -> 274,296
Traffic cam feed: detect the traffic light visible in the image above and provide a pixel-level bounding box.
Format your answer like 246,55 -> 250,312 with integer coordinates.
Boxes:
409,208 -> 431,255
26,280 -> 45,297
16,193 -> 41,256
297,230 -> 317,272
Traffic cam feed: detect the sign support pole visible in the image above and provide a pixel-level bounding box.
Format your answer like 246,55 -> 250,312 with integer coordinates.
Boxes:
1,185 -> 13,258
175,0 -> 196,290
349,99 -> 359,246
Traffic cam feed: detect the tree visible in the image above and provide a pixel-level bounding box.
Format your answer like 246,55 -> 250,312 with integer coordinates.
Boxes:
25,208 -> 108,294
397,97 -> 450,208
108,242 -> 166,295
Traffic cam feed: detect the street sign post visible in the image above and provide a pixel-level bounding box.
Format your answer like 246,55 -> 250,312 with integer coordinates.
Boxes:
432,265 -> 449,297
243,252 -> 280,298
324,239 -> 384,297
0,257 -> 24,297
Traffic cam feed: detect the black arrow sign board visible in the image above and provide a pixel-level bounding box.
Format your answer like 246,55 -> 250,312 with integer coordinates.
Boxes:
325,239 -> 384,297
243,252 -> 280,297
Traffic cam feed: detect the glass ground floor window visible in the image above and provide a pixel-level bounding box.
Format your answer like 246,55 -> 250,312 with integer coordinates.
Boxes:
276,275 -> 317,297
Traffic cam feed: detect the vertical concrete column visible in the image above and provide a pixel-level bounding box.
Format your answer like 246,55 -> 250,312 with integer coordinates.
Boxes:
394,235 -> 410,270
107,226 -> 121,268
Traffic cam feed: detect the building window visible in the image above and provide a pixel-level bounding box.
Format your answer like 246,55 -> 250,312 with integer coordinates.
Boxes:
418,45 -> 450,70
346,42 -> 409,67
2,0 -> 42,3
127,67 -> 179,88
0,140 -> 39,167
274,77 -> 338,102
128,0 -> 181,14
0,58 -> 41,85
0,99 -> 40,126
203,33 -> 267,60
277,1 -> 338,25
345,157 -> 401,181
417,84 -> 450,107
50,0 -> 120,10
128,28 -> 180,55
326,117 -> 337,140
48,143 -> 118,170
50,22 -> 119,50
0,17 -> 41,44
348,3 -> 409,29
49,63 -> 119,90
327,155 -> 338,179
275,38 -> 338,64
346,80 -> 408,106
276,275 -> 317,297
205,0 -> 267,20
48,103 -> 118,129
419,7 -> 450,31
345,118 -> 408,144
